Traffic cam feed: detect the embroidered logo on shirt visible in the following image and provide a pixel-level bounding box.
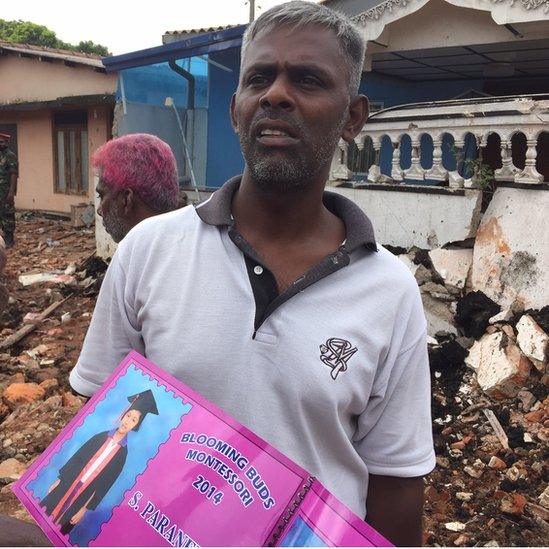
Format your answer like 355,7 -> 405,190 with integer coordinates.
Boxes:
319,338 -> 358,380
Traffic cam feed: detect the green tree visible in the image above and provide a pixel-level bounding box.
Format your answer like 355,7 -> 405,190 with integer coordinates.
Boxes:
0,19 -> 110,56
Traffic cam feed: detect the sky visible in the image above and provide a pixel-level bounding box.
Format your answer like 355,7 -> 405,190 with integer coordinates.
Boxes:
1,0 -> 320,55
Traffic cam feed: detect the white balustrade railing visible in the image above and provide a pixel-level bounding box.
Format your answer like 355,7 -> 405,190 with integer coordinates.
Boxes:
331,95 -> 549,187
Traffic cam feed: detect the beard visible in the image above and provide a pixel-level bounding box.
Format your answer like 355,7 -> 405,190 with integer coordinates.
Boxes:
102,209 -> 129,243
238,114 -> 346,192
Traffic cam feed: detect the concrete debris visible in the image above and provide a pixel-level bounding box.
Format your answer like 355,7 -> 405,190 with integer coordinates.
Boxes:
488,456 -> 507,470
489,309 -> 513,324
539,486 -> 549,509
517,390 -> 537,413
428,248 -> 473,291
397,254 -> 418,276
0,458 -> 26,483
18,273 -> 76,287
500,493 -> 527,515
423,294 -> 458,337
414,264 -> 433,286
465,333 -> 531,398
516,314 -> 548,373
445,522 -> 466,532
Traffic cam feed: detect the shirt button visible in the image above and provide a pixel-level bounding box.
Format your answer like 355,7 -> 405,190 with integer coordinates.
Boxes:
254,265 -> 263,275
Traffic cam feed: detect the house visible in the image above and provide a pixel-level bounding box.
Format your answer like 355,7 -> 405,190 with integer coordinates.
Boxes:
0,41 -> 117,214
102,1 -> 548,191
320,0 -> 549,182
97,1 -> 548,312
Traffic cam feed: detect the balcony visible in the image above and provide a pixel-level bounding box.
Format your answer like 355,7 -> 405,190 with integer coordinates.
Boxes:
331,94 -> 549,187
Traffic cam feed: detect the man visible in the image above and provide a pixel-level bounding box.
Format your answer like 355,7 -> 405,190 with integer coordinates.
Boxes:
93,133 -> 180,242
0,132 -> 18,248
71,2 -> 435,546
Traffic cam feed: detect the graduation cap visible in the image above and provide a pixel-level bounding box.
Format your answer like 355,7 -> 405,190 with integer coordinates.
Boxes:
123,389 -> 159,431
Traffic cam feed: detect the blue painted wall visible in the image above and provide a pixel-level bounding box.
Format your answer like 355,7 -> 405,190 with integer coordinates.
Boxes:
206,48 -> 244,188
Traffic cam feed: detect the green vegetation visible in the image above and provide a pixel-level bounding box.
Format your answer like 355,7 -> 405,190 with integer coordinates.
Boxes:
0,19 -> 110,56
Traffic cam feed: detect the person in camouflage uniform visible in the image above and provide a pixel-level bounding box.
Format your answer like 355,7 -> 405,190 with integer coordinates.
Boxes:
0,132 -> 18,248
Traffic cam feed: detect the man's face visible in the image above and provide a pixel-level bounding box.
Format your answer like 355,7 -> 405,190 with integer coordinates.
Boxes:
96,178 -> 129,243
232,24 -> 352,191
0,138 -> 8,151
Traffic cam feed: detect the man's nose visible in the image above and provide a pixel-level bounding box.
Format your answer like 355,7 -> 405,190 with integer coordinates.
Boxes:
259,76 -> 294,111
97,203 -> 103,218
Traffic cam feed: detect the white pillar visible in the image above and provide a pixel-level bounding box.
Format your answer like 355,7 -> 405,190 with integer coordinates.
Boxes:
448,138 -> 465,188
331,139 -> 352,180
494,137 -> 519,182
404,136 -> 425,181
367,138 -> 382,183
425,135 -> 448,181
515,137 -> 543,184
391,140 -> 404,182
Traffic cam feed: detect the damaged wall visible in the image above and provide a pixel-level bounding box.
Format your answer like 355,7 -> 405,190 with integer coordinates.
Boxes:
472,187 -> 549,312
332,185 -> 482,249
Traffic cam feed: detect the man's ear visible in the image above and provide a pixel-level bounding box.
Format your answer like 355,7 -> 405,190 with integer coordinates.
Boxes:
117,188 -> 134,217
341,95 -> 369,143
230,93 -> 238,134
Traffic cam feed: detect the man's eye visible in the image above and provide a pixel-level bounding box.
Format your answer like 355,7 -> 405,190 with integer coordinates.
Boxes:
300,76 -> 321,87
248,75 -> 269,86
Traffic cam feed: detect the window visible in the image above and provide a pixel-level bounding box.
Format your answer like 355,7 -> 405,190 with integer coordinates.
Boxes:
54,111 -> 89,194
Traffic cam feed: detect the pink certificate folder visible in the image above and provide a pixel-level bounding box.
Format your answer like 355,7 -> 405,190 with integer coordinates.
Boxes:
13,351 -> 392,547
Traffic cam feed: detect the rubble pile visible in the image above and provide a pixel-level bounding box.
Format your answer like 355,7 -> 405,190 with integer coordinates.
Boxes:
395,245 -> 548,546
0,212 -> 546,546
0,212 -> 106,523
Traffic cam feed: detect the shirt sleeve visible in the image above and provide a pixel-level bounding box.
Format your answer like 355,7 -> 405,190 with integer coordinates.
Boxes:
69,247 -> 144,396
7,153 -> 18,175
353,289 -> 436,478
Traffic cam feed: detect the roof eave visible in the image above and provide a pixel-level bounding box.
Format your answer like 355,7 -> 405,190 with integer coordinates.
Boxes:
103,24 -> 246,72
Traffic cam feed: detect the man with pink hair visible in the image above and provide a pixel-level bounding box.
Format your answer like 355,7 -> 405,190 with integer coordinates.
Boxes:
93,133 -> 180,242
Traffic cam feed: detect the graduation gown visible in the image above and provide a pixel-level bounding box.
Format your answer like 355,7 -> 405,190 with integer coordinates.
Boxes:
40,431 -> 128,534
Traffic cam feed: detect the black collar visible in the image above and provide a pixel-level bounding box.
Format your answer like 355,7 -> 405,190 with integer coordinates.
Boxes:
195,175 -> 377,252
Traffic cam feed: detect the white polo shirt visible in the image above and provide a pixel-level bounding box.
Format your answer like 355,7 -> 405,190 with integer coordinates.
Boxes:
70,176 -> 435,517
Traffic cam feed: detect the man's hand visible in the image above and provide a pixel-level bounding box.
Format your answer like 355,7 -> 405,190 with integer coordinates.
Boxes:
366,474 -> 425,547
69,506 -> 87,525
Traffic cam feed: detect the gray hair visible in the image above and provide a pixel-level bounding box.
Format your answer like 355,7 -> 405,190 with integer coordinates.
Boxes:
240,0 -> 366,95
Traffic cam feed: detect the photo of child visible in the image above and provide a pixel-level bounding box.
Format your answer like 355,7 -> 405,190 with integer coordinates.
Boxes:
26,364 -> 192,546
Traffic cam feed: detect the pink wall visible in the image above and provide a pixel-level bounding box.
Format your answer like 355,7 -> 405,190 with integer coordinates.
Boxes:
1,106 -> 112,213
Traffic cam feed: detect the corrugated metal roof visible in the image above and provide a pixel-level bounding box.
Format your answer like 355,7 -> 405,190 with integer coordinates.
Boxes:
0,40 -> 104,69
164,24 -> 240,36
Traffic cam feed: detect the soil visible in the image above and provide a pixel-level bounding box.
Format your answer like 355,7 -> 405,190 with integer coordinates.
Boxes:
0,211 -> 547,547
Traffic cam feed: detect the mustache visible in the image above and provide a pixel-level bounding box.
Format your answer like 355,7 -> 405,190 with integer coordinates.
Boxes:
250,111 -> 304,137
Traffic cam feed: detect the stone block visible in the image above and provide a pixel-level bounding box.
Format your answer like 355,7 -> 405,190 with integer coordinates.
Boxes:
2,383 -> 45,409
0,458 -> 26,481
516,314 -> 548,372
465,332 -> 532,398
429,248 -> 473,291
